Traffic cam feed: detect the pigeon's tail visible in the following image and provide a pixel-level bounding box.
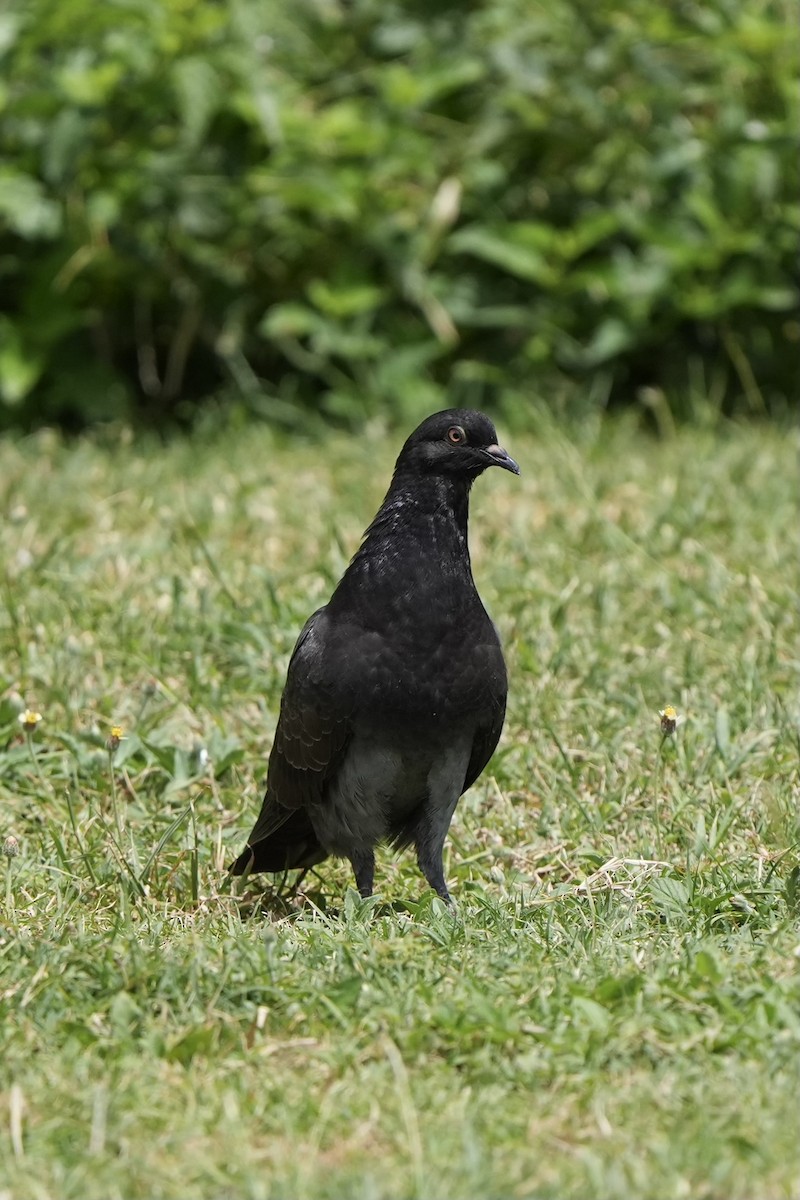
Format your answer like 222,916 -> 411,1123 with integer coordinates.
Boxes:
228,809 -> 328,876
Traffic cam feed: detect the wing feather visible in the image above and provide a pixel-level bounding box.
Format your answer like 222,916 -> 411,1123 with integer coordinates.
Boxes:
240,608 -> 353,851
461,635 -> 508,794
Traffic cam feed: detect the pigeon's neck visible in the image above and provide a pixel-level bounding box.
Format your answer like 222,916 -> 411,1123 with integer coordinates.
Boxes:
368,469 -> 471,556
332,471 -> 477,614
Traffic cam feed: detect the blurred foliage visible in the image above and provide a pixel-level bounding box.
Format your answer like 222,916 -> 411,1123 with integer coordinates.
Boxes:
0,0 -> 797,430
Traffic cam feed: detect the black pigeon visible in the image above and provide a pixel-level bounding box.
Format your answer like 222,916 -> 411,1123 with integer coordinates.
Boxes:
230,409 -> 518,901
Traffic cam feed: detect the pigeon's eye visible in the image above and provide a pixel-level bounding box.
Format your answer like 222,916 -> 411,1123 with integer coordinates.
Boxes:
447,425 -> 466,445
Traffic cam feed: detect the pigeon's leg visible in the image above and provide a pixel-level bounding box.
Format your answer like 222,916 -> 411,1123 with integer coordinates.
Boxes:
415,794 -> 460,904
288,867 -> 309,897
350,849 -> 375,898
416,748 -> 468,903
417,852 -> 451,903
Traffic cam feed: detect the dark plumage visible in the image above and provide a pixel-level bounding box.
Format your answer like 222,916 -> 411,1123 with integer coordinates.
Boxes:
230,409 -> 518,901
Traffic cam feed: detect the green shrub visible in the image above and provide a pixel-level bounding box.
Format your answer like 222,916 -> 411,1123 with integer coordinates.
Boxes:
0,0 -> 796,429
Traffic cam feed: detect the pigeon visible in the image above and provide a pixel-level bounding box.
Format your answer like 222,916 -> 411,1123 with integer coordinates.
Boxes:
230,409 -> 518,901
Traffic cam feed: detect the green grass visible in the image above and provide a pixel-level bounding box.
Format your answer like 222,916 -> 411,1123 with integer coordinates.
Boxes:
0,413 -> 798,1200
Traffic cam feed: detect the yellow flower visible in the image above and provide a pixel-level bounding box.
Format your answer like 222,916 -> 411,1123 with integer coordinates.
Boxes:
106,725 -> 126,752
659,705 -> 684,736
19,709 -> 42,732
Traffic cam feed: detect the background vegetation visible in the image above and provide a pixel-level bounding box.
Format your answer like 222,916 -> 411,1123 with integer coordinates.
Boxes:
1,0 -> 797,431
1,416 -> 798,1198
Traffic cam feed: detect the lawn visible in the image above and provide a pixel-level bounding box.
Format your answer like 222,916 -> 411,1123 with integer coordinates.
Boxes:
0,412 -> 798,1200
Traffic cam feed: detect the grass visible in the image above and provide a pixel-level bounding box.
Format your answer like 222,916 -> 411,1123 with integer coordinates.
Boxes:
0,411 -> 798,1200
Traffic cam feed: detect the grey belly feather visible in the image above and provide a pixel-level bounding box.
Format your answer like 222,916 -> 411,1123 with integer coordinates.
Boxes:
311,726 -> 473,857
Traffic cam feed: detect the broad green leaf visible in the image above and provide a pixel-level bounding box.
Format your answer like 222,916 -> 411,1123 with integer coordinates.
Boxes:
308,280 -> 385,318
173,57 -> 221,146
449,225 -> 558,285
0,172 -> 61,239
0,319 -> 43,404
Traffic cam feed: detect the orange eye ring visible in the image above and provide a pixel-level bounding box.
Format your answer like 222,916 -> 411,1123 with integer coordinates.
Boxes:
447,425 -> 466,445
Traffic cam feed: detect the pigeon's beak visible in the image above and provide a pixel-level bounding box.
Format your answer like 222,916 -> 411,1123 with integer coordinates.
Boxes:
485,444 -> 520,475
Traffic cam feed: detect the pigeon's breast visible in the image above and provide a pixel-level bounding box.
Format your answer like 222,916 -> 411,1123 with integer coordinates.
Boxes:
355,613 -> 506,724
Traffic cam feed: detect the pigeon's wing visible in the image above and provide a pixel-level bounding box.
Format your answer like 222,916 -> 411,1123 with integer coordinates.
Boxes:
243,608 -> 354,848
463,695 -> 506,793
462,638 -> 508,794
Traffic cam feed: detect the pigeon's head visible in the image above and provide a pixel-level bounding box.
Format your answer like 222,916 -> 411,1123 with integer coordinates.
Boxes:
396,409 -> 520,481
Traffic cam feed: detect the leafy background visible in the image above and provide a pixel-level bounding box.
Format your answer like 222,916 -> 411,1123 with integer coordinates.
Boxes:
1,0 -> 797,431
